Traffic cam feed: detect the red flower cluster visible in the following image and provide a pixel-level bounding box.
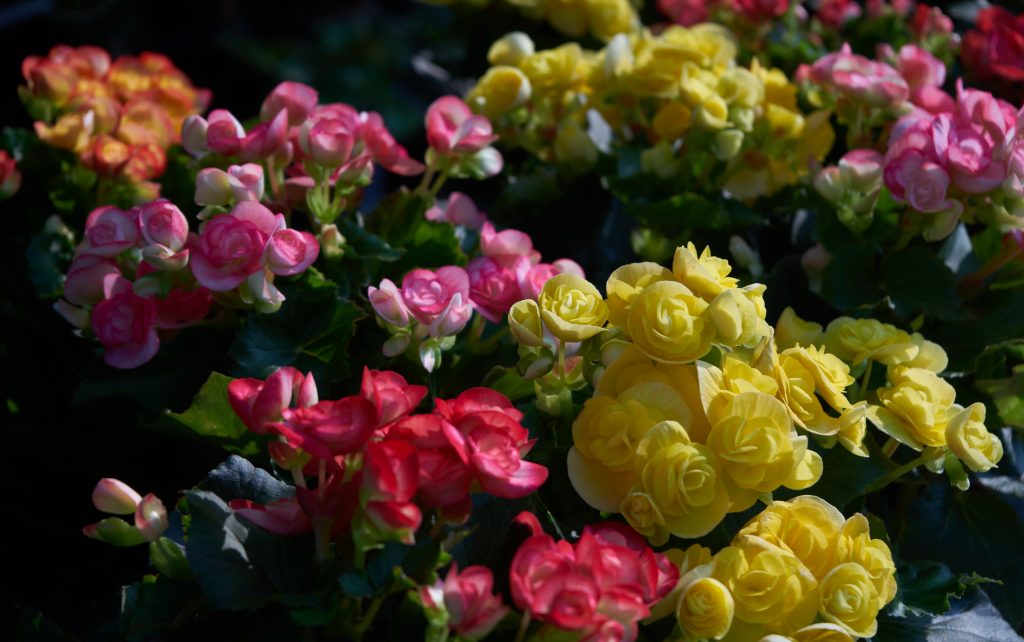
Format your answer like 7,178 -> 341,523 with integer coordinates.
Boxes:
963,6 -> 1024,99
510,514 -> 678,642
227,368 -> 548,552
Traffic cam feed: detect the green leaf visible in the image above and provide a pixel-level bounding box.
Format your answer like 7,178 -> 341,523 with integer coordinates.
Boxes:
792,443 -> 887,510
891,561 -> 994,617
880,247 -> 962,320
229,268 -> 365,386
619,192 -> 762,237
339,216 -> 404,261
200,455 -> 295,504
24,221 -> 75,299
366,189 -> 465,276
164,372 -> 263,455
930,292 -> 1024,373
820,242 -> 882,311
875,590 -> 1023,642
482,366 -> 536,402
149,537 -> 193,581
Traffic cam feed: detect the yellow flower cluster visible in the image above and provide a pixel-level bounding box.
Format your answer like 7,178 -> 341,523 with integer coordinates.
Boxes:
467,25 -> 834,198
778,309 -> 1004,479
421,0 -> 639,43
658,497 -> 897,642
509,245 -> 871,542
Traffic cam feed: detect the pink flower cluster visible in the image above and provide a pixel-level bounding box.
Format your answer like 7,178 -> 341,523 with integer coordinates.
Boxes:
425,96 -> 503,179
510,514 -> 678,642
227,367 -> 548,548
878,43 -> 950,114
802,43 -> 909,110
419,564 -> 509,640
55,196 -> 318,368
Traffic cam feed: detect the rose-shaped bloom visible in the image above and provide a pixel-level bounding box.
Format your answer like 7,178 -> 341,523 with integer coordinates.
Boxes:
227,163 -> 265,202
91,277 -> 159,369
838,149 -> 884,193
514,257 -> 585,302
239,109 -> 289,162
672,243 -> 739,301
228,366 -> 317,433
884,149 -> 956,213
261,81 -> 319,126
869,366 -> 956,449
962,7 -> 1024,88
138,199 -> 188,252
36,111 -> 94,153
902,335 -> 949,372
738,496 -> 845,580
467,257 -> 520,323
707,286 -> 768,347
912,86 -> 956,114
507,299 -> 546,347
82,206 -> 139,257
538,273 -> 608,342
893,45 -> 946,91
510,534 -> 577,613
706,392 -> 820,498
205,109 -> 245,156
480,222 -> 538,268
467,65 -> 532,121
946,402 -> 1003,472
425,95 -> 498,155
933,115 -> 1007,194
360,367 -> 427,428
676,574 -> 734,641
358,439 -> 422,544
817,0 -> 861,28
605,262 -> 674,329
620,490 -> 669,547
264,229 -> 319,276
777,346 -> 857,436
822,317 -> 918,366
188,215 -> 268,291
64,255 -> 121,306
831,514 -> 897,609
271,395 -> 377,459
368,278 -> 410,327
811,44 -> 909,108
568,382 -> 691,512
634,420 -> 731,539
818,563 -> 881,638
712,535 -> 818,630
421,564 -> 509,640
299,117 -> 355,168
626,280 -> 714,364
401,266 -> 471,325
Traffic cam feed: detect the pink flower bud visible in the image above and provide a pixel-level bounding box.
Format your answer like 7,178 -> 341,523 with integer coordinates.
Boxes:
261,81 -> 319,127
91,276 -> 159,368
195,168 -> 232,206
181,114 -> 209,156
82,206 -> 139,257
205,109 -> 245,156
227,163 -> 265,202
263,228 -> 319,276
138,200 -> 188,252
240,108 -> 289,162
430,564 -> 509,640
814,166 -> 845,204
134,493 -> 169,542
480,222 -> 538,269
839,149 -> 884,193
360,111 -> 425,176
64,255 -> 121,305
141,244 -> 190,271
246,270 -> 285,313
425,95 -> 498,155
301,118 -> 355,167
368,278 -> 410,326
92,478 -> 142,514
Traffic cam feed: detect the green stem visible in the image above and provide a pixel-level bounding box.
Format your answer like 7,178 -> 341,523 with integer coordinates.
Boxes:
265,156 -> 281,202
427,166 -> 451,200
862,453 -> 932,494
882,437 -> 898,459
859,360 -> 874,402
512,612 -> 531,642
415,164 -> 436,196
352,594 -> 386,641
557,340 -> 567,386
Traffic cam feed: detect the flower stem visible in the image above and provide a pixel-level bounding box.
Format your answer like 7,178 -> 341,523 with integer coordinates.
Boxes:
557,340 -> 567,386
859,359 -> 874,402
352,594 -> 386,641
863,453 -> 933,494
882,437 -> 899,458
512,612 -> 531,642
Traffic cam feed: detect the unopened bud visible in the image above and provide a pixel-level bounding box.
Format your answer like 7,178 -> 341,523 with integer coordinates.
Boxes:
92,478 -> 142,515
135,494 -> 169,542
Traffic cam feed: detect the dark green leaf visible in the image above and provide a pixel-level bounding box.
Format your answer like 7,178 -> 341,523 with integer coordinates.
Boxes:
24,222 -> 75,299
619,192 -> 762,237
120,575 -> 199,642
880,248 -> 962,320
797,444 -> 888,510
891,561 -> 993,617
149,537 -> 193,581
875,590 -> 1023,642
165,372 -> 263,455
200,455 -> 294,504
339,217 -> 404,261
821,242 -> 882,311
366,189 -> 465,276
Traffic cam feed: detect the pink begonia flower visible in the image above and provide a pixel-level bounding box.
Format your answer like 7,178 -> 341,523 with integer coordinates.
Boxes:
181,114 -> 209,156
264,228 -> 319,276
817,0 -> 861,29
360,367 -> 427,428
893,44 -> 946,91
401,266 -> 471,325
239,108 -> 289,162
64,255 -> 120,305
427,292 -> 474,338
884,149 -> 955,212
228,366 -> 318,434
910,4 -> 953,39
91,276 -> 159,369
388,414 -> 474,523
271,395 -> 377,459
425,191 -> 488,230
261,81 -> 319,127
227,163 -> 265,202
467,257 -> 521,323
368,278 -> 411,326
299,117 -> 355,168
480,222 -> 540,268
420,564 -> 509,640
911,86 -> 956,114
809,43 -> 909,108
733,0 -> 789,22
932,114 -> 1007,193
189,202 -> 283,291
656,0 -> 709,26
92,478 -> 142,514
231,497 -> 312,535
152,286 -> 213,329
82,206 -> 139,257
138,200 -> 188,252
425,96 -> 498,155
195,167 -> 233,206
205,109 -> 246,156
360,111 -> 425,176
514,257 -> 586,301
360,440 -> 422,544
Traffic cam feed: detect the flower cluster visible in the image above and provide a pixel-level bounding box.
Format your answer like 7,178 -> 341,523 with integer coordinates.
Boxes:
962,6 -> 1024,103
368,193 -> 582,371
228,367 -> 547,557
510,513 -> 678,641
468,25 -> 833,199
83,478 -> 169,546
20,45 -> 209,194
418,564 -> 509,641
664,496 -> 897,641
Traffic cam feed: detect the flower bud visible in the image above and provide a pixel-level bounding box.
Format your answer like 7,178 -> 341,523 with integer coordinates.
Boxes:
487,32 -> 535,66
228,163 -> 265,202
246,270 -> 285,314
181,114 -> 209,157
712,129 -> 744,161
319,223 -> 346,259
264,229 -> 319,276
261,81 -> 319,126
368,278 -> 410,327
946,403 -> 1003,473
134,494 -> 169,542
142,243 -> 190,271
139,200 -> 188,252
707,288 -> 761,346
839,149 -> 884,193
195,168 -> 232,206
54,299 -> 88,329
92,478 -> 142,514
301,118 -> 355,168
419,340 -> 442,372
814,166 -> 844,204
428,292 -> 472,338
508,299 -> 546,347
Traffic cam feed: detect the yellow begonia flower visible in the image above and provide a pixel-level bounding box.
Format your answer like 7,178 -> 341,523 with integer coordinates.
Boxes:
597,345 -> 711,442
775,307 -> 823,351
765,103 -> 805,139
520,43 -> 583,93
647,543 -> 714,623
626,280 -> 715,364
635,420 -> 731,538
796,110 -> 836,167
553,119 -> 599,166
776,345 -> 856,436
585,0 -> 638,42
830,513 -> 897,609
836,403 -> 870,457
36,111 -> 95,153
677,572 -> 735,640
712,535 -> 818,631
759,625 -> 856,642
946,402 -> 1003,472
903,334 -> 949,373
508,299 -> 546,347
697,356 -> 780,432
568,381 -> 691,511
672,242 -> 739,300
707,391 -> 819,498
708,287 -> 769,347
467,66 -> 532,120
652,102 -> 692,142
661,24 -> 738,70
822,317 -> 919,367
625,36 -> 691,97
621,489 -> 669,546
542,0 -> 589,38
606,261 -> 675,328
487,32 -> 535,66
818,563 -> 882,639
869,366 -> 956,449
538,273 -> 608,341
751,58 -> 799,111
739,496 -> 845,581
718,67 -> 765,109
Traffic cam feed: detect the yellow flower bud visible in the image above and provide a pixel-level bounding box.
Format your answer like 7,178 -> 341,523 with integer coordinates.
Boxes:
468,66 -> 531,120
818,563 -> 882,639
837,403 -> 870,457
713,129 -> 745,160
776,307 -> 823,350
677,575 -> 735,640
621,489 -> 669,546
626,280 -> 715,364
712,535 -> 818,630
605,261 -> 674,328
739,496 -> 845,580
822,317 -> 919,367
718,67 -> 765,109
695,94 -> 731,130
672,242 -> 739,301
946,402 -> 1003,472
640,140 -> 682,178
520,43 -> 583,93
869,366 -> 956,449
765,103 -> 805,139
707,287 -> 767,347
585,0 -> 638,42
508,299 -> 546,347
635,420 -> 731,538
647,543 -> 714,622
538,273 -> 608,342
652,101 -> 693,142
488,31 -> 535,66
